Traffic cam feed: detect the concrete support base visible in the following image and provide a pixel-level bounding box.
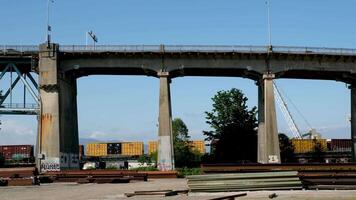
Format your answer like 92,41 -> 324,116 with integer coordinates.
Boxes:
37,43 -> 79,172
257,74 -> 281,164
157,72 -> 174,171
351,85 -> 356,161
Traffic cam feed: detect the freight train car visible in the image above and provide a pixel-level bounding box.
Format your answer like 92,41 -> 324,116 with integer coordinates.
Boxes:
291,139 -> 327,153
0,145 -> 34,163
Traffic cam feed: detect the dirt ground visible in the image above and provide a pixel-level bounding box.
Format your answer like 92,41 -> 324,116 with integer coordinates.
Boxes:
1,179 -> 356,200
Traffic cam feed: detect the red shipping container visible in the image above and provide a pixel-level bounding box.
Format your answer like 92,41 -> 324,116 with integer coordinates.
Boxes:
0,145 -> 34,160
79,145 -> 84,160
330,139 -> 352,152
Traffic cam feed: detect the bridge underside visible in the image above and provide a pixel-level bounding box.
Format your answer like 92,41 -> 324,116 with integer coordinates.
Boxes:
59,52 -> 356,83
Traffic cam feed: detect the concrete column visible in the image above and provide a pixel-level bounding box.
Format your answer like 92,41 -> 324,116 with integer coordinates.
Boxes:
37,43 -> 79,172
257,74 -> 281,163
157,71 -> 174,171
351,85 -> 356,161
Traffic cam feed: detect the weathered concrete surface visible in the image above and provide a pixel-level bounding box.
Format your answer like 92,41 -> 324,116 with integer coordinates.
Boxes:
257,74 -> 281,164
157,71 -> 174,171
1,179 -> 356,200
37,43 -> 79,171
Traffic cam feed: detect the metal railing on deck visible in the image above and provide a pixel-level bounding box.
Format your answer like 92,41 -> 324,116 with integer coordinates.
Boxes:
1,44 -> 356,56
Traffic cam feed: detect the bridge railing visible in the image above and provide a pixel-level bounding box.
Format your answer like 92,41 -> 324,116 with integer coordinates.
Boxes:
0,45 -> 38,54
273,46 -> 356,55
1,44 -> 356,56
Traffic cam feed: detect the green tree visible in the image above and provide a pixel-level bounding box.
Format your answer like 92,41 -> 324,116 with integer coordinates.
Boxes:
203,88 -> 258,162
172,118 -> 201,167
278,133 -> 297,163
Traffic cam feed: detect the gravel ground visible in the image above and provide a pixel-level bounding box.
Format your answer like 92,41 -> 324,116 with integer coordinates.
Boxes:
1,179 -> 356,200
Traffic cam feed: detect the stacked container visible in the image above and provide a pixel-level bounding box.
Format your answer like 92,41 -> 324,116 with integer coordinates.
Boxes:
79,145 -> 84,160
121,142 -> 144,156
0,145 -> 33,160
148,141 -> 158,155
330,139 -> 352,152
291,139 -> 327,153
86,143 -> 107,156
107,143 -> 122,155
190,140 -> 206,154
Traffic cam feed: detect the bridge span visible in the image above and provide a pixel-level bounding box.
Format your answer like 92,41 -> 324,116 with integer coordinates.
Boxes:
1,43 -> 356,171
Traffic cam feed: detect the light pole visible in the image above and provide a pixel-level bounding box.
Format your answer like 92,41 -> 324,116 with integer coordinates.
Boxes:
46,0 -> 54,47
266,0 -> 272,50
86,30 -> 98,50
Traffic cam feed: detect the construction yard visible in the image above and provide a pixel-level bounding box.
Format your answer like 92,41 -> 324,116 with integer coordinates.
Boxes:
0,179 -> 356,200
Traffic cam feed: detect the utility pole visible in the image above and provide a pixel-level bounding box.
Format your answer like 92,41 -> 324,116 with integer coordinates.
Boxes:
87,30 -> 98,50
46,0 -> 54,47
266,0 -> 272,51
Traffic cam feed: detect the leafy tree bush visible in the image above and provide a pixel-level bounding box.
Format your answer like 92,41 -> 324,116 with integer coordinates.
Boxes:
278,133 -> 297,163
203,88 -> 258,162
172,118 -> 202,167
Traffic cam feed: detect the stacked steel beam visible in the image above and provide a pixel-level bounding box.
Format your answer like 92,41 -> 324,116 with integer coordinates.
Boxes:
187,171 -> 302,192
299,171 -> 356,190
0,167 -> 37,186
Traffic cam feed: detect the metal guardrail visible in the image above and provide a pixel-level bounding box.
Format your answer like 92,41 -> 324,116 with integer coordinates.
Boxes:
1,45 -> 356,56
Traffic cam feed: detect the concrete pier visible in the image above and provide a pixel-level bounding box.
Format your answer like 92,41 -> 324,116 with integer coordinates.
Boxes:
351,85 -> 356,161
257,74 -> 281,164
37,43 -> 79,171
157,71 -> 174,171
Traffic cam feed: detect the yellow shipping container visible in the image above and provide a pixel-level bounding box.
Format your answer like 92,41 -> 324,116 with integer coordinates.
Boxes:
86,143 -> 107,156
122,142 -> 144,156
148,140 -> 205,154
190,140 -> 206,154
291,139 -> 327,153
148,141 -> 158,155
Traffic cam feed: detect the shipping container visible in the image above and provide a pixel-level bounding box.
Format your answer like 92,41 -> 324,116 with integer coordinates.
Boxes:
86,143 -> 107,156
148,140 -> 206,155
107,143 -> 122,155
148,141 -> 158,155
190,140 -> 206,154
291,139 -> 327,153
330,139 -> 352,152
121,142 -> 144,156
0,145 -> 34,161
79,145 -> 84,160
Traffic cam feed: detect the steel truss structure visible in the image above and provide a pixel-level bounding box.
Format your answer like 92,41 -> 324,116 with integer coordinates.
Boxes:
0,63 -> 39,115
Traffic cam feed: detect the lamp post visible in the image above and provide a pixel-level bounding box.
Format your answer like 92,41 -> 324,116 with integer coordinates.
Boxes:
46,0 -> 54,47
87,31 -> 98,50
266,0 -> 272,51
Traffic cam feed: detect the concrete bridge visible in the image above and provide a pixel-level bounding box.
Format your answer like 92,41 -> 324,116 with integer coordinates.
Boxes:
1,43 -> 356,171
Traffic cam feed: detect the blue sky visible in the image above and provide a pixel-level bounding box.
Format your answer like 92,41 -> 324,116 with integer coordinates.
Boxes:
0,0 -> 354,145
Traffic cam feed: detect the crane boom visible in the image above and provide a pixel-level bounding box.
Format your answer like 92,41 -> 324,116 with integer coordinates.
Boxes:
273,81 -> 303,139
